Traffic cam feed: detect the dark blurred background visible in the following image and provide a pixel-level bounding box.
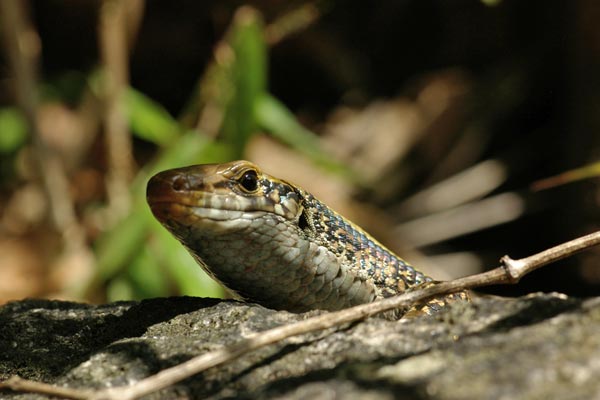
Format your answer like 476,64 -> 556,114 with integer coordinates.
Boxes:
1,0 -> 599,304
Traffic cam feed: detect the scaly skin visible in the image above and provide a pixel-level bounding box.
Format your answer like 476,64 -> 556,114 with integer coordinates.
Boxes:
147,160 -> 467,315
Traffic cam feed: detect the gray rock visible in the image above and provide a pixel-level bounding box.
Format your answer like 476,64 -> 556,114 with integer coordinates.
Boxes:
0,293 -> 599,399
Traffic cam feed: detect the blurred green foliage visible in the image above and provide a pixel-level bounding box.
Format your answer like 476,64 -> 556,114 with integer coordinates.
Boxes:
127,88 -> 180,146
0,108 -> 27,154
221,7 -> 267,158
0,7 -> 348,303
0,108 -> 27,183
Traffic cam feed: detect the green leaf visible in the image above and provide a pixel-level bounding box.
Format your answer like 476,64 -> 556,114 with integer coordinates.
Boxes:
532,160 -> 600,191
127,88 -> 179,145
0,108 -> 27,153
95,208 -> 150,282
126,245 -> 171,299
106,276 -> 135,302
151,220 -> 224,298
221,7 -> 267,157
254,94 -> 354,179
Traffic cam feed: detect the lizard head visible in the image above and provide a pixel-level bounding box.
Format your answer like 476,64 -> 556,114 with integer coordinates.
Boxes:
146,160 -> 305,234
146,160 -> 385,312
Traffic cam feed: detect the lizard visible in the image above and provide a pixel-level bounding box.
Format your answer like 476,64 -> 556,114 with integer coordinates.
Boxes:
146,160 -> 468,317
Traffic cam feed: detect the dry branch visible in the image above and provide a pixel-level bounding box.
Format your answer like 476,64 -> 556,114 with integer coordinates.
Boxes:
99,0 -> 142,219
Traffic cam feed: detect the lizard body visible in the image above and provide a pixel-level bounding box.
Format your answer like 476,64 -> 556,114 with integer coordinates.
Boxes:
147,160 -> 467,315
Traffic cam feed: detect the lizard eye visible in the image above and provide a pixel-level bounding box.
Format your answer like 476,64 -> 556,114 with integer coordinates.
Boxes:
239,169 -> 259,192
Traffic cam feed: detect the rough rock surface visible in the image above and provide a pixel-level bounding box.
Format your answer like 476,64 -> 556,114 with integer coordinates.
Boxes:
1,293 -> 599,399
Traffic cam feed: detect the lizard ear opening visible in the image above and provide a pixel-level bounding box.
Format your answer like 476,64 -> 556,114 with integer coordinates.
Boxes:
298,209 -> 309,230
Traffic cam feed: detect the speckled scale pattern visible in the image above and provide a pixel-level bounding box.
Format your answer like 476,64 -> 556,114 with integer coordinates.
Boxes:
297,190 -> 432,298
146,160 -> 468,315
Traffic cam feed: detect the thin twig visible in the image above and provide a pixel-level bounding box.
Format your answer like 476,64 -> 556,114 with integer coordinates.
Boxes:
0,376 -> 93,400
99,0 -> 138,219
3,230 -> 600,400
264,3 -> 322,45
